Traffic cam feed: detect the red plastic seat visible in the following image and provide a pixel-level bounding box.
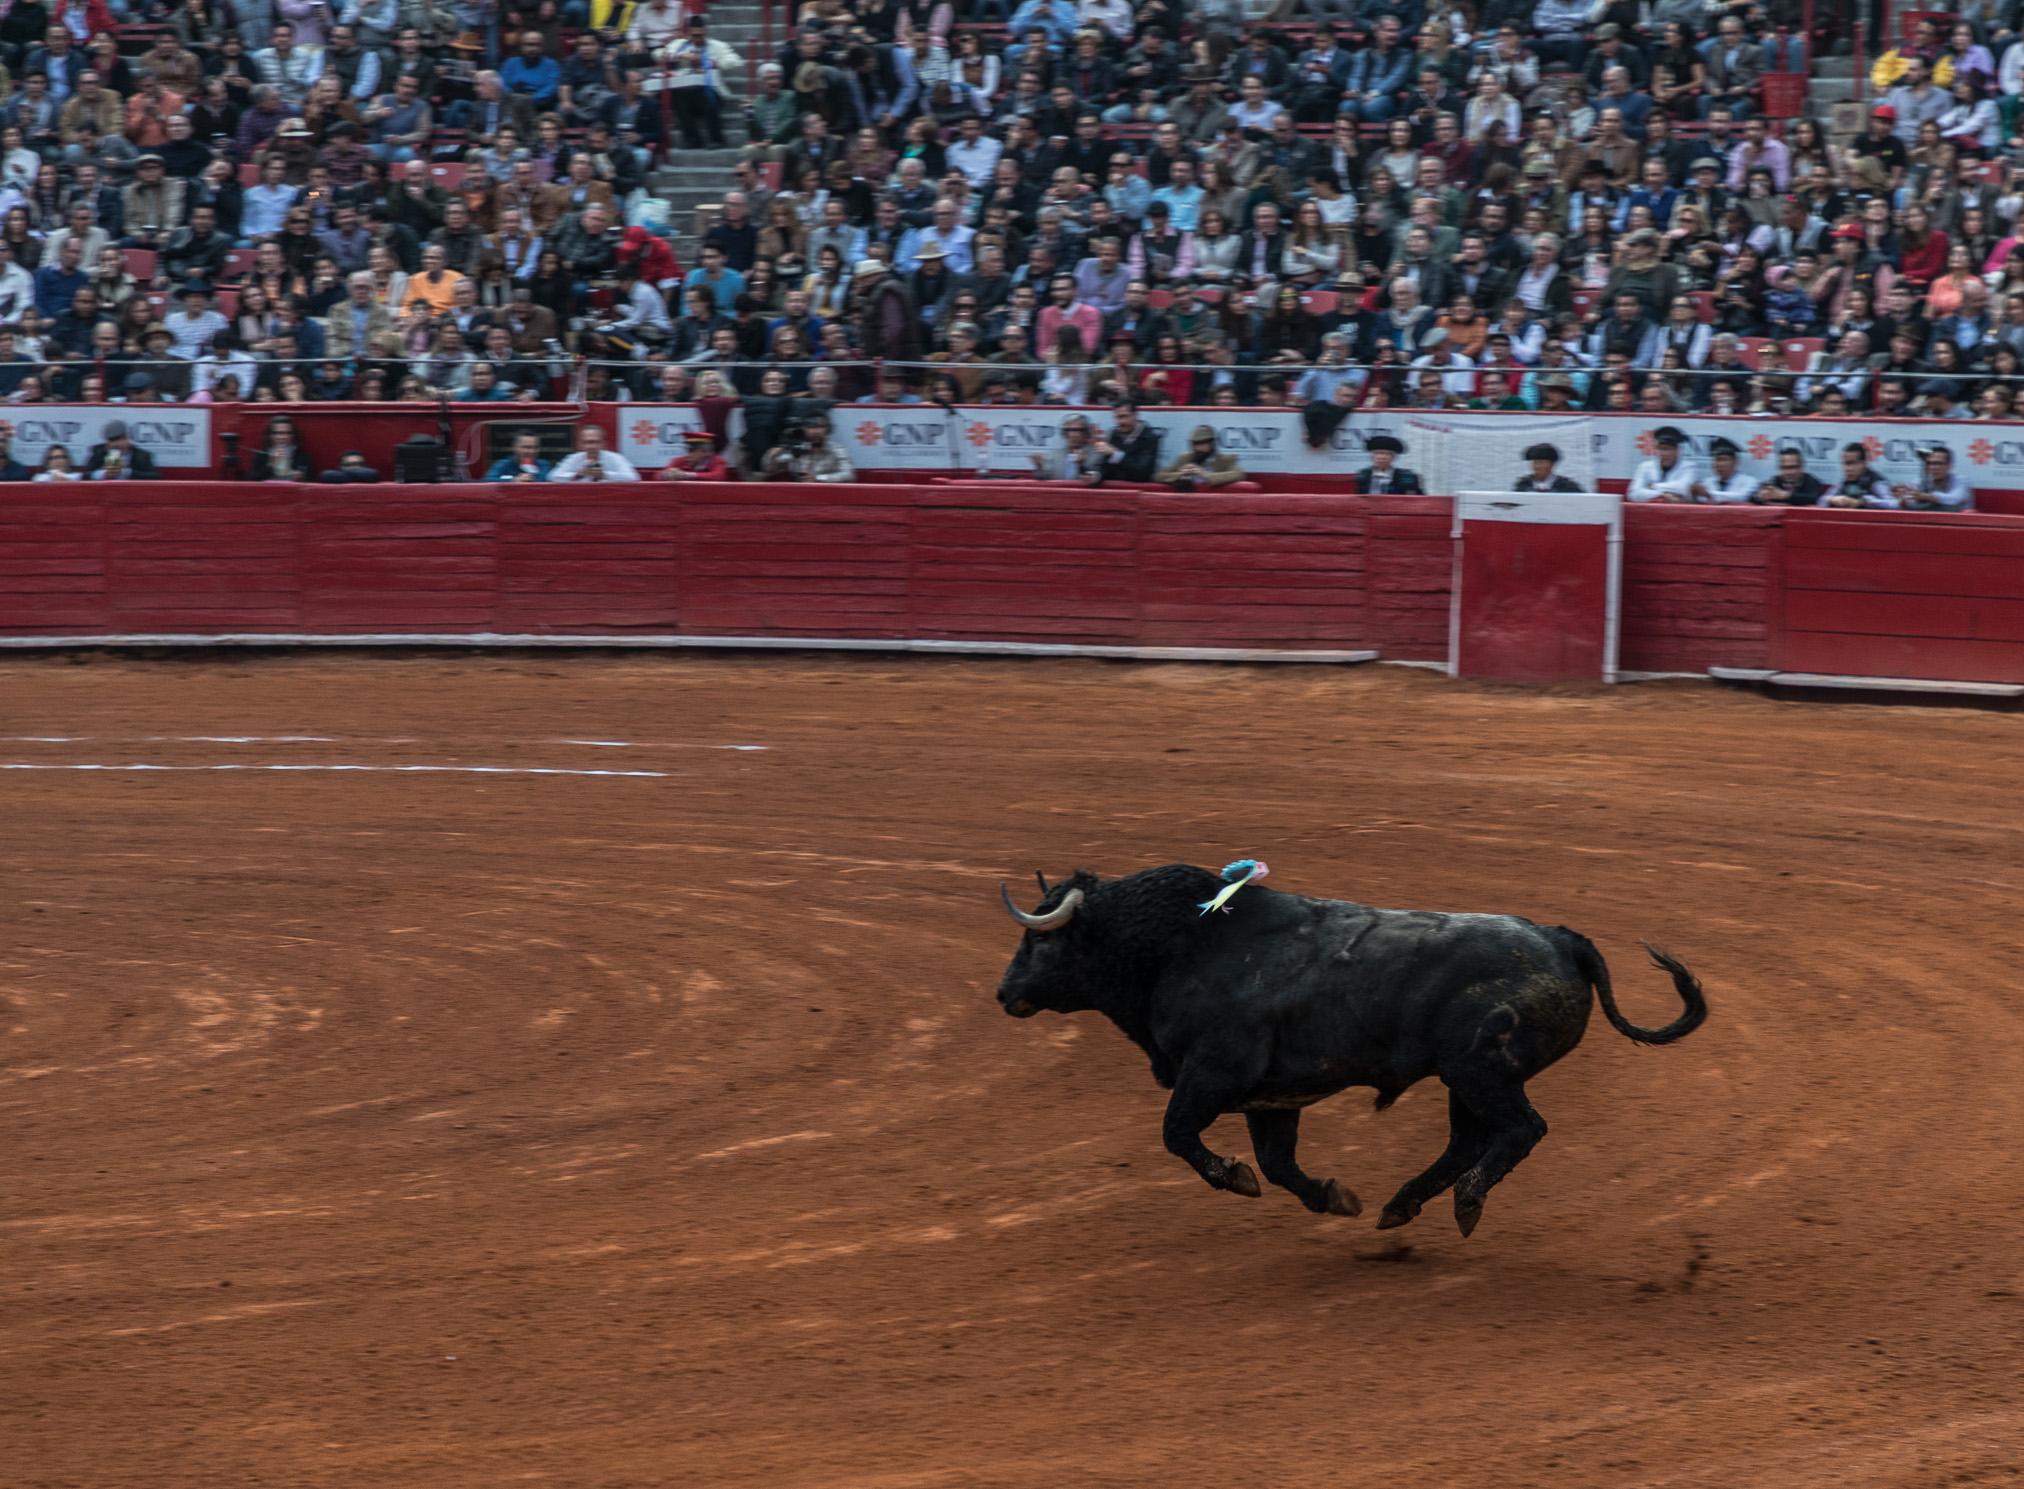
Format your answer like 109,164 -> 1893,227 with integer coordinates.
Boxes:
124,247 -> 157,281
220,248 -> 257,281
1298,289 -> 1338,314
429,162 -> 466,188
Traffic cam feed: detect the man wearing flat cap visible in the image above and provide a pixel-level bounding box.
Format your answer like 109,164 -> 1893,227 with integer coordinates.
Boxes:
1351,433 -> 1423,495
82,421 -> 161,480
1514,443 -> 1582,492
1155,425 -> 1247,491
1919,378 -> 1970,419
1628,425 -> 1697,502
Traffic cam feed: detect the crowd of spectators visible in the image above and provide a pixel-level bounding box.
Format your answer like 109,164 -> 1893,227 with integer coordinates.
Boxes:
0,0 -> 698,435
9,0 -> 2024,486
652,0 -> 2024,470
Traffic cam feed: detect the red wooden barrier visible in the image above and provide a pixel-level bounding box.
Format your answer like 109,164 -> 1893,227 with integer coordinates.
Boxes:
13,484 -> 2024,687
1774,509 -> 2024,683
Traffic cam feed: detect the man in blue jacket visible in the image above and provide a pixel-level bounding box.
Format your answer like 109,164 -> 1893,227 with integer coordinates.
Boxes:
1343,16 -> 1410,122
484,430 -> 554,482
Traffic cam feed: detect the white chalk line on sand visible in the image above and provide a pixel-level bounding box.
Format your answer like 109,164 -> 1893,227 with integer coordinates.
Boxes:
1,736 -> 767,749
0,764 -> 672,778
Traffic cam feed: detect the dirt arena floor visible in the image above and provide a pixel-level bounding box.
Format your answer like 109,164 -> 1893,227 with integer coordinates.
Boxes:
6,653 -> 2024,1488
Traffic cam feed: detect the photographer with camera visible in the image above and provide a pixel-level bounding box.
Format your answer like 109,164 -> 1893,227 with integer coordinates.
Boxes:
763,412 -> 854,483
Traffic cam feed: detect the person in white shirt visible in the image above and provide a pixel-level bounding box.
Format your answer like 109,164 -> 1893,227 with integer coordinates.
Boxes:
549,425 -> 641,482
254,23 -> 327,106
164,284 -> 229,360
1409,327 -> 1476,397
1229,75 -> 1282,132
0,239 -> 32,322
1628,425 -> 1699,502
1893,444 -> 1974,512
944,113 -> 1004,192
1688,437 -> 1757,503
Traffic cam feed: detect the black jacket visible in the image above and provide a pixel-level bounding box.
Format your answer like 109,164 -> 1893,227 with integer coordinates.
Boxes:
1351,466 -> 1423,494
1096,423 -> 1162,484
82,443 -> 161,479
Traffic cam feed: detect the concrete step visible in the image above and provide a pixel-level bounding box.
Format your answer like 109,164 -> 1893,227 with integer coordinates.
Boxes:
1814,56 -> 1855,78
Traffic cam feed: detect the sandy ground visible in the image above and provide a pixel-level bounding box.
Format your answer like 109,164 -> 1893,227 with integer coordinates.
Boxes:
5,654 -> 2024,1488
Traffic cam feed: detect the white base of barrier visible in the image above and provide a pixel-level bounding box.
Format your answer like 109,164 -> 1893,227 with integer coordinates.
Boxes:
0,633 -> 1379,665
1710,666 -> 2024,698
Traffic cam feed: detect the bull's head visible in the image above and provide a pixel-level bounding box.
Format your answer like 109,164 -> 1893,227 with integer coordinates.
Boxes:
997,871 -> 1090,1018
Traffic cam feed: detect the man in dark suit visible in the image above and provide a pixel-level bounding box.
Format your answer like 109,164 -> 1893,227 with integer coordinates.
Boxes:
1090,400 -> 1162,485
1234,201 -> 1289,284
1349,433 -> 1423,494
82,421 -> 161,480
1101,279 -> 1168,351
1220,31 -> 1290,101
1291,23 -> 1354,124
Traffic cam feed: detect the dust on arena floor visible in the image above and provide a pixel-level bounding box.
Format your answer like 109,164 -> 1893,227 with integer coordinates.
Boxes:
6,651 -> 2023,1488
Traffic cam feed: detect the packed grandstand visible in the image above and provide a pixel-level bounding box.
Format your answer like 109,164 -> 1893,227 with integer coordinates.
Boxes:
0,0 -> 2002,506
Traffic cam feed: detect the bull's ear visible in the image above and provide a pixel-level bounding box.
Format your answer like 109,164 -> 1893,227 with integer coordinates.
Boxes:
1035,870 -> 1050,895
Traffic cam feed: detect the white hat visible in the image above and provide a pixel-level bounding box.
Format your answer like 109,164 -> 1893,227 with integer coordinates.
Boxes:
851,258 -> 886,279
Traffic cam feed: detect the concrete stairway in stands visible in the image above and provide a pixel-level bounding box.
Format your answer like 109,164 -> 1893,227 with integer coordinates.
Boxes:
652,0 -> 768,268
1807,55 -> 1859,127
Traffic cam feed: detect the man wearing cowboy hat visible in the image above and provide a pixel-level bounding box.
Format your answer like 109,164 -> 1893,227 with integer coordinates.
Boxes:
1514,443 -> 1583,493
1155,425 -> 1247,491
659,429 -> 731,482
854,257 -> 923,364
1628,425 -> 1698,502
1351,433 -> 1422,495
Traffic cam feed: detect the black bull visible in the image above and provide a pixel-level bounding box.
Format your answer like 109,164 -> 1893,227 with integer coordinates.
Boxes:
996,864 -> 1707,1237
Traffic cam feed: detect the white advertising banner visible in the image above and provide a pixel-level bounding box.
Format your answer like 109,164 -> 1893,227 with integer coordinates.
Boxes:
615,405 -> 2024,494
3,406 -> 211,468
615,404 -> 745,468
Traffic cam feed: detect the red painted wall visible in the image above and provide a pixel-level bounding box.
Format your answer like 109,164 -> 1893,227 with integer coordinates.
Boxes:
4,482 -> 2024,685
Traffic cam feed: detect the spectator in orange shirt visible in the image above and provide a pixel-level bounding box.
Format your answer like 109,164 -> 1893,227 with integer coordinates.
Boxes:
402,244 -> 464,315
125,75 -> 187,150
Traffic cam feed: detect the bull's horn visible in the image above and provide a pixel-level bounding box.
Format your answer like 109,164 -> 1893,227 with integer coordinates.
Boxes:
1035,870 -> 1050,894
1001,883 -> 1082,931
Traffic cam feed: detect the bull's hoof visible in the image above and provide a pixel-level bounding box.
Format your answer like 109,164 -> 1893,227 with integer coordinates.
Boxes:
1226,1160 -> 1261,1197
1375,1205 -> 1415,1230
1324,1178 -> 1362,1217
1455,1200 -> 1484,1239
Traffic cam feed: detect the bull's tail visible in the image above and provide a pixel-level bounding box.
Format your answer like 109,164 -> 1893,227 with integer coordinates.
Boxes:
1560,930 -> 1707,1046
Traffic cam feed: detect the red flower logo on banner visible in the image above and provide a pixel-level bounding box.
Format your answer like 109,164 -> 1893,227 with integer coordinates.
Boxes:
1748,434 -> 1774,461
630,419 -> 656,444
1969,438 -> 1995,465
1862,435 -> 1884,459
1634,430 -> 1656,456
965,420 -> 992,449
855,421 -> 883,447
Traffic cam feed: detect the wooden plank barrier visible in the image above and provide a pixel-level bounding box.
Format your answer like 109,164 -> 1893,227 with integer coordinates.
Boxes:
10,483 -> 2024,687
1775,509 -> 2024,683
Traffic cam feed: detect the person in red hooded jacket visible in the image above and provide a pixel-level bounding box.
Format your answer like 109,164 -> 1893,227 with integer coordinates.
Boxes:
658,428 -> 730,481
616,225 -> 681,294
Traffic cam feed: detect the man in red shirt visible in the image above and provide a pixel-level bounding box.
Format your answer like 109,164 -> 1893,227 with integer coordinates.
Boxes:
1037,273 -> 1103,362
659,429 -> 730,481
